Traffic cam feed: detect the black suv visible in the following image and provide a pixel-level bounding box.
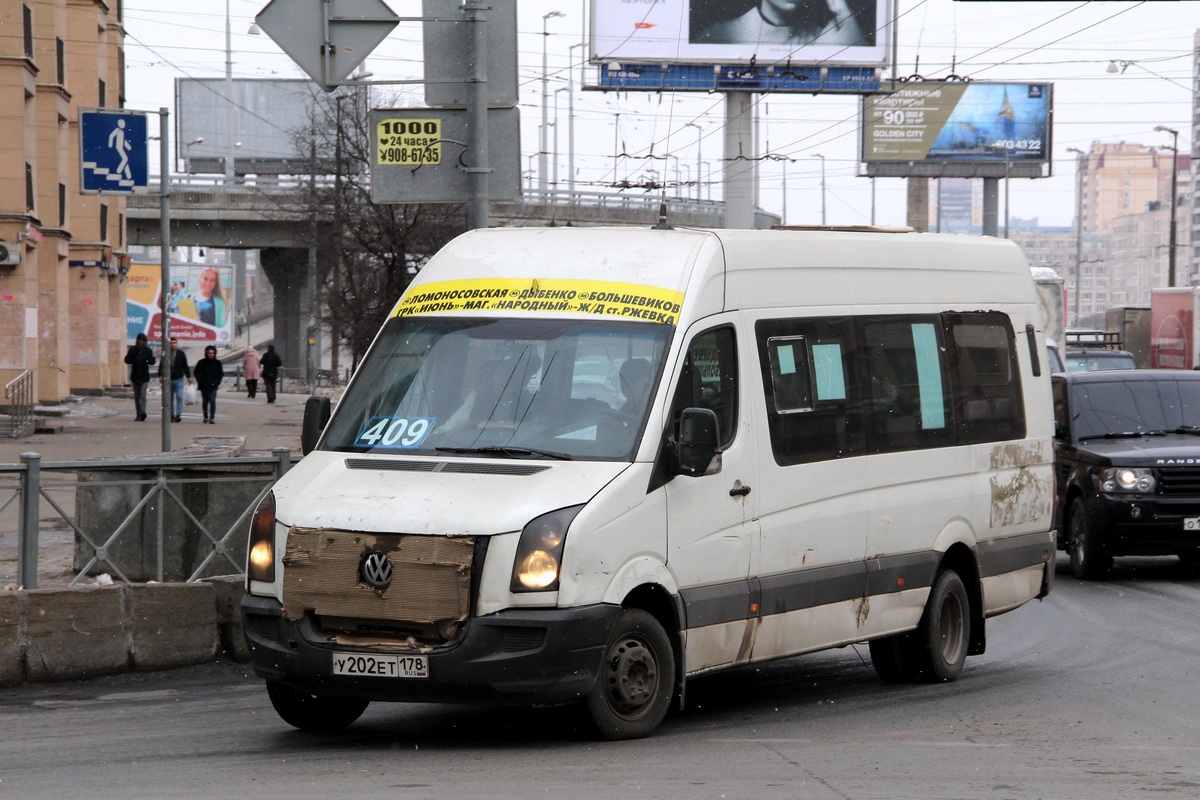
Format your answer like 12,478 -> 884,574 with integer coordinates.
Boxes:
1053,370 -> 1200,579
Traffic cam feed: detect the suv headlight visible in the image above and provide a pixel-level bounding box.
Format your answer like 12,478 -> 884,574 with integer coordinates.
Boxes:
510,505 -> 583,592
1101,468 -> 1156,493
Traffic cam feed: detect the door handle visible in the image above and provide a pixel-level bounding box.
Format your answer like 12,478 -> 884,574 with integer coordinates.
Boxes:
729,484 -> 751,497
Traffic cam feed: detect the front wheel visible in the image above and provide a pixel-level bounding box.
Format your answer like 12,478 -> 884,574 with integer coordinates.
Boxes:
585,609 -> 674,740
1069,497 -> 1113,580
266,681 -> 369,732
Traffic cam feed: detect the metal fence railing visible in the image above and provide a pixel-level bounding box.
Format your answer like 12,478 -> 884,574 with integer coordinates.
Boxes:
3,370 -> 34,439
0,448 -> 298,590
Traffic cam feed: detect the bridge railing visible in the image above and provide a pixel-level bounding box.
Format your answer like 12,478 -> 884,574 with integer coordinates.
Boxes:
127,177 -> 724,221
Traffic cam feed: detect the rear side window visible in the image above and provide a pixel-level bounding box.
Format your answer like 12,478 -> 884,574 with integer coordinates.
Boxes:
945,312 -> 1026,444
756,311 -> 1025,466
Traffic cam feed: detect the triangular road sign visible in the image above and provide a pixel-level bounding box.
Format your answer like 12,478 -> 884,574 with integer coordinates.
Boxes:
256,0 -> 399,91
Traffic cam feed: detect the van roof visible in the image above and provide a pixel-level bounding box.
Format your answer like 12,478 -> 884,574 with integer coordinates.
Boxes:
400,227 -> 1036,319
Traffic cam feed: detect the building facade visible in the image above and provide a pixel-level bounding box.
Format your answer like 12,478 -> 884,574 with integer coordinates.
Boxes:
0,1 -> 127,404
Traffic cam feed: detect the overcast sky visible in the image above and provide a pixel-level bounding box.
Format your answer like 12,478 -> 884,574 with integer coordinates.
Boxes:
122,0 -> 1197,228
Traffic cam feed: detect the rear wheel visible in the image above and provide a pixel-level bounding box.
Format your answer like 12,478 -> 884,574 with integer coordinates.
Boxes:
266,681 -> 369,732
871,569 -> 970,684
585,609 -> 674,740
1069,497 -> 1113,580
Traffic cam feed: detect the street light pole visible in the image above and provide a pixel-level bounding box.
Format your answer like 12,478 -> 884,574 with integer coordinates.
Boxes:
1155,125 -> 1179,287
814,154 -> 826,225
224,0 -> 235,184
567,41 -> 585,204
685,122 -> 702,201
1067,146 -> 1086,327
539,10 -> 564,199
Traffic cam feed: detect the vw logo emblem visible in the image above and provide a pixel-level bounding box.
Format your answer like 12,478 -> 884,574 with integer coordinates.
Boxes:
360,550 -> 394,592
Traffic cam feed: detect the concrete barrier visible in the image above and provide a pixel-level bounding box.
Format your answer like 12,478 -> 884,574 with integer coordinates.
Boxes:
0,578 -> 249,688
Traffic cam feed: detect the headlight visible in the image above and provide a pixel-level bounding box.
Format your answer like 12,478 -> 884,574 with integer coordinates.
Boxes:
510,505 -> 583,592
247,491 -> 277,584
1101,468 -> 1156,493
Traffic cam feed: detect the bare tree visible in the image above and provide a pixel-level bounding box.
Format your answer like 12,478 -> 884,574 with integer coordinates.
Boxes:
299,86 -> 467,371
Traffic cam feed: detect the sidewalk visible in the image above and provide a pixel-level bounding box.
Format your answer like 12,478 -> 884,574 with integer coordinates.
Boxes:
0,382 -> 318,590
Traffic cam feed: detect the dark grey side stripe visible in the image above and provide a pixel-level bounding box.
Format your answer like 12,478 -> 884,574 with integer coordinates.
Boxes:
864,551 -> 940,597
679,536 -> 1048,631
976,531 -> 1053,578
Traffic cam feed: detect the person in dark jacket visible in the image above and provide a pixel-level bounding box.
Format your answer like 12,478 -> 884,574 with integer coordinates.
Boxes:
124,333 -> 156,421
260,344 -> 283,403
192,345 -> 225,424
157,337 -> 193,423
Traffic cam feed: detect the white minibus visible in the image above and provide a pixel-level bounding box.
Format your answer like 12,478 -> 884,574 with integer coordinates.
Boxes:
242,226 -> 1055,739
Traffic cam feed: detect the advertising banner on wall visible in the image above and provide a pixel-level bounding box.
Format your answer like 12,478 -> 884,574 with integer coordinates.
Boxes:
592,0 -> 889,67
126,262 -> 236,346
861,82 -> 1051,172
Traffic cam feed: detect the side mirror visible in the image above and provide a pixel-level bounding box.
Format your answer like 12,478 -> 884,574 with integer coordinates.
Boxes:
674,407 -> 720,477
301,396 -> 331,455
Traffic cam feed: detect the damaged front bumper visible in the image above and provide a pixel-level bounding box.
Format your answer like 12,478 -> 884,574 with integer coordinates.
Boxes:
241,594 -> 620,705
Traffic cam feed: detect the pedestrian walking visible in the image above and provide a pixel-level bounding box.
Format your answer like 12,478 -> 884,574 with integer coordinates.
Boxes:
242,347 -> 261,399
123,333 -> 156,421
193,345 -> 225,424
261,344 -> 282,404
157,336 -> 193,422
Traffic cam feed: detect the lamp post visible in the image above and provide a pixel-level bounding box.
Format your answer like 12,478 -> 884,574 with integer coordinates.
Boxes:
224,0 -> 235,184
567,41 -> 586,203
814,154 -> 826,225
182,137 -> 203,173
539,10 -> 565,199
1066,146 -> 1086,326
685,122 -> 702,201
552,86 -> 569,197
1155,125 -> 1179,287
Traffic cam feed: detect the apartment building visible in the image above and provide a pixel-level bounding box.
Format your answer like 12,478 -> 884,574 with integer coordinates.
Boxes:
0,1 -> 127,403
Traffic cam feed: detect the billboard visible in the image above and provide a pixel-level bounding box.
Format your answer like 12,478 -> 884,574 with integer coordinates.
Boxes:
177,79 -> 337,175
126,262 -> 237,346
861,82 -> 1052,178
592,0 -> 889,67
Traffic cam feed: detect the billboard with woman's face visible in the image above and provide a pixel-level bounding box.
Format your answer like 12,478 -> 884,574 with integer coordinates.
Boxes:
126,262 -> 236,345
592,0 -> 888,67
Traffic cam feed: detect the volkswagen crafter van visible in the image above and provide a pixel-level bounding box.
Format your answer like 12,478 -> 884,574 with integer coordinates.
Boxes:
242,226 -> 1055,739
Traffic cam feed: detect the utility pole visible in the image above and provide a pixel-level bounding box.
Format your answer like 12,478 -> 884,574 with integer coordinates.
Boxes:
1155,125 -> 1179,287
1067,146 -> 1086,326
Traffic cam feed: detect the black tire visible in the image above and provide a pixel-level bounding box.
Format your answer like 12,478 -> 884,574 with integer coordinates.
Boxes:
911,569 -> 971,682
1069,497 -> 1113,580
585,609 -> 674,740
870,570 -> 970,684
266,681 -> 369,733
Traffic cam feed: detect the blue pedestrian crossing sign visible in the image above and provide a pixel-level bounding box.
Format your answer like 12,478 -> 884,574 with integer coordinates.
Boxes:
79,108 -> 149,194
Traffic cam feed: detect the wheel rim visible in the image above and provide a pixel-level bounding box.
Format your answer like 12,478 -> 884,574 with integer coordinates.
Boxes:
601,634 -> 660,719
937,590 -> 966,664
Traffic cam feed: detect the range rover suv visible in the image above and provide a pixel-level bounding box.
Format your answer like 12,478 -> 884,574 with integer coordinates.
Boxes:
1053,370 -> 1200,579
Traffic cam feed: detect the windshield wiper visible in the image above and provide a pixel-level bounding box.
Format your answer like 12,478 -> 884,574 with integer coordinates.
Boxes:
1169,425 -> 1200,436
436,445 -> 573,461
1077,431 -> 1165,441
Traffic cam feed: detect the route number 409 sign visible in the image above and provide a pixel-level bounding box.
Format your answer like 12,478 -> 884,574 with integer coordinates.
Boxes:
376,119 -> 442,166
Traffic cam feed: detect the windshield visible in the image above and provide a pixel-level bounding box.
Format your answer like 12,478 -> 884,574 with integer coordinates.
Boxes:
1070,378 -> 1200,440
323,316 -> 671,460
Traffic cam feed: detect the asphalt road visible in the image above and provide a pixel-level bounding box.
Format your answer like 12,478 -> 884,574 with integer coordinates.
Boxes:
3,555 -> 1200,799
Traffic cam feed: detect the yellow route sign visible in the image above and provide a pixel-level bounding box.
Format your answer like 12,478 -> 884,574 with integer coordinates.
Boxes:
376,118 -> 441,166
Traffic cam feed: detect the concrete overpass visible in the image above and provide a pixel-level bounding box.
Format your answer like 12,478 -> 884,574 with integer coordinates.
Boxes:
126,178 -> 779,374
